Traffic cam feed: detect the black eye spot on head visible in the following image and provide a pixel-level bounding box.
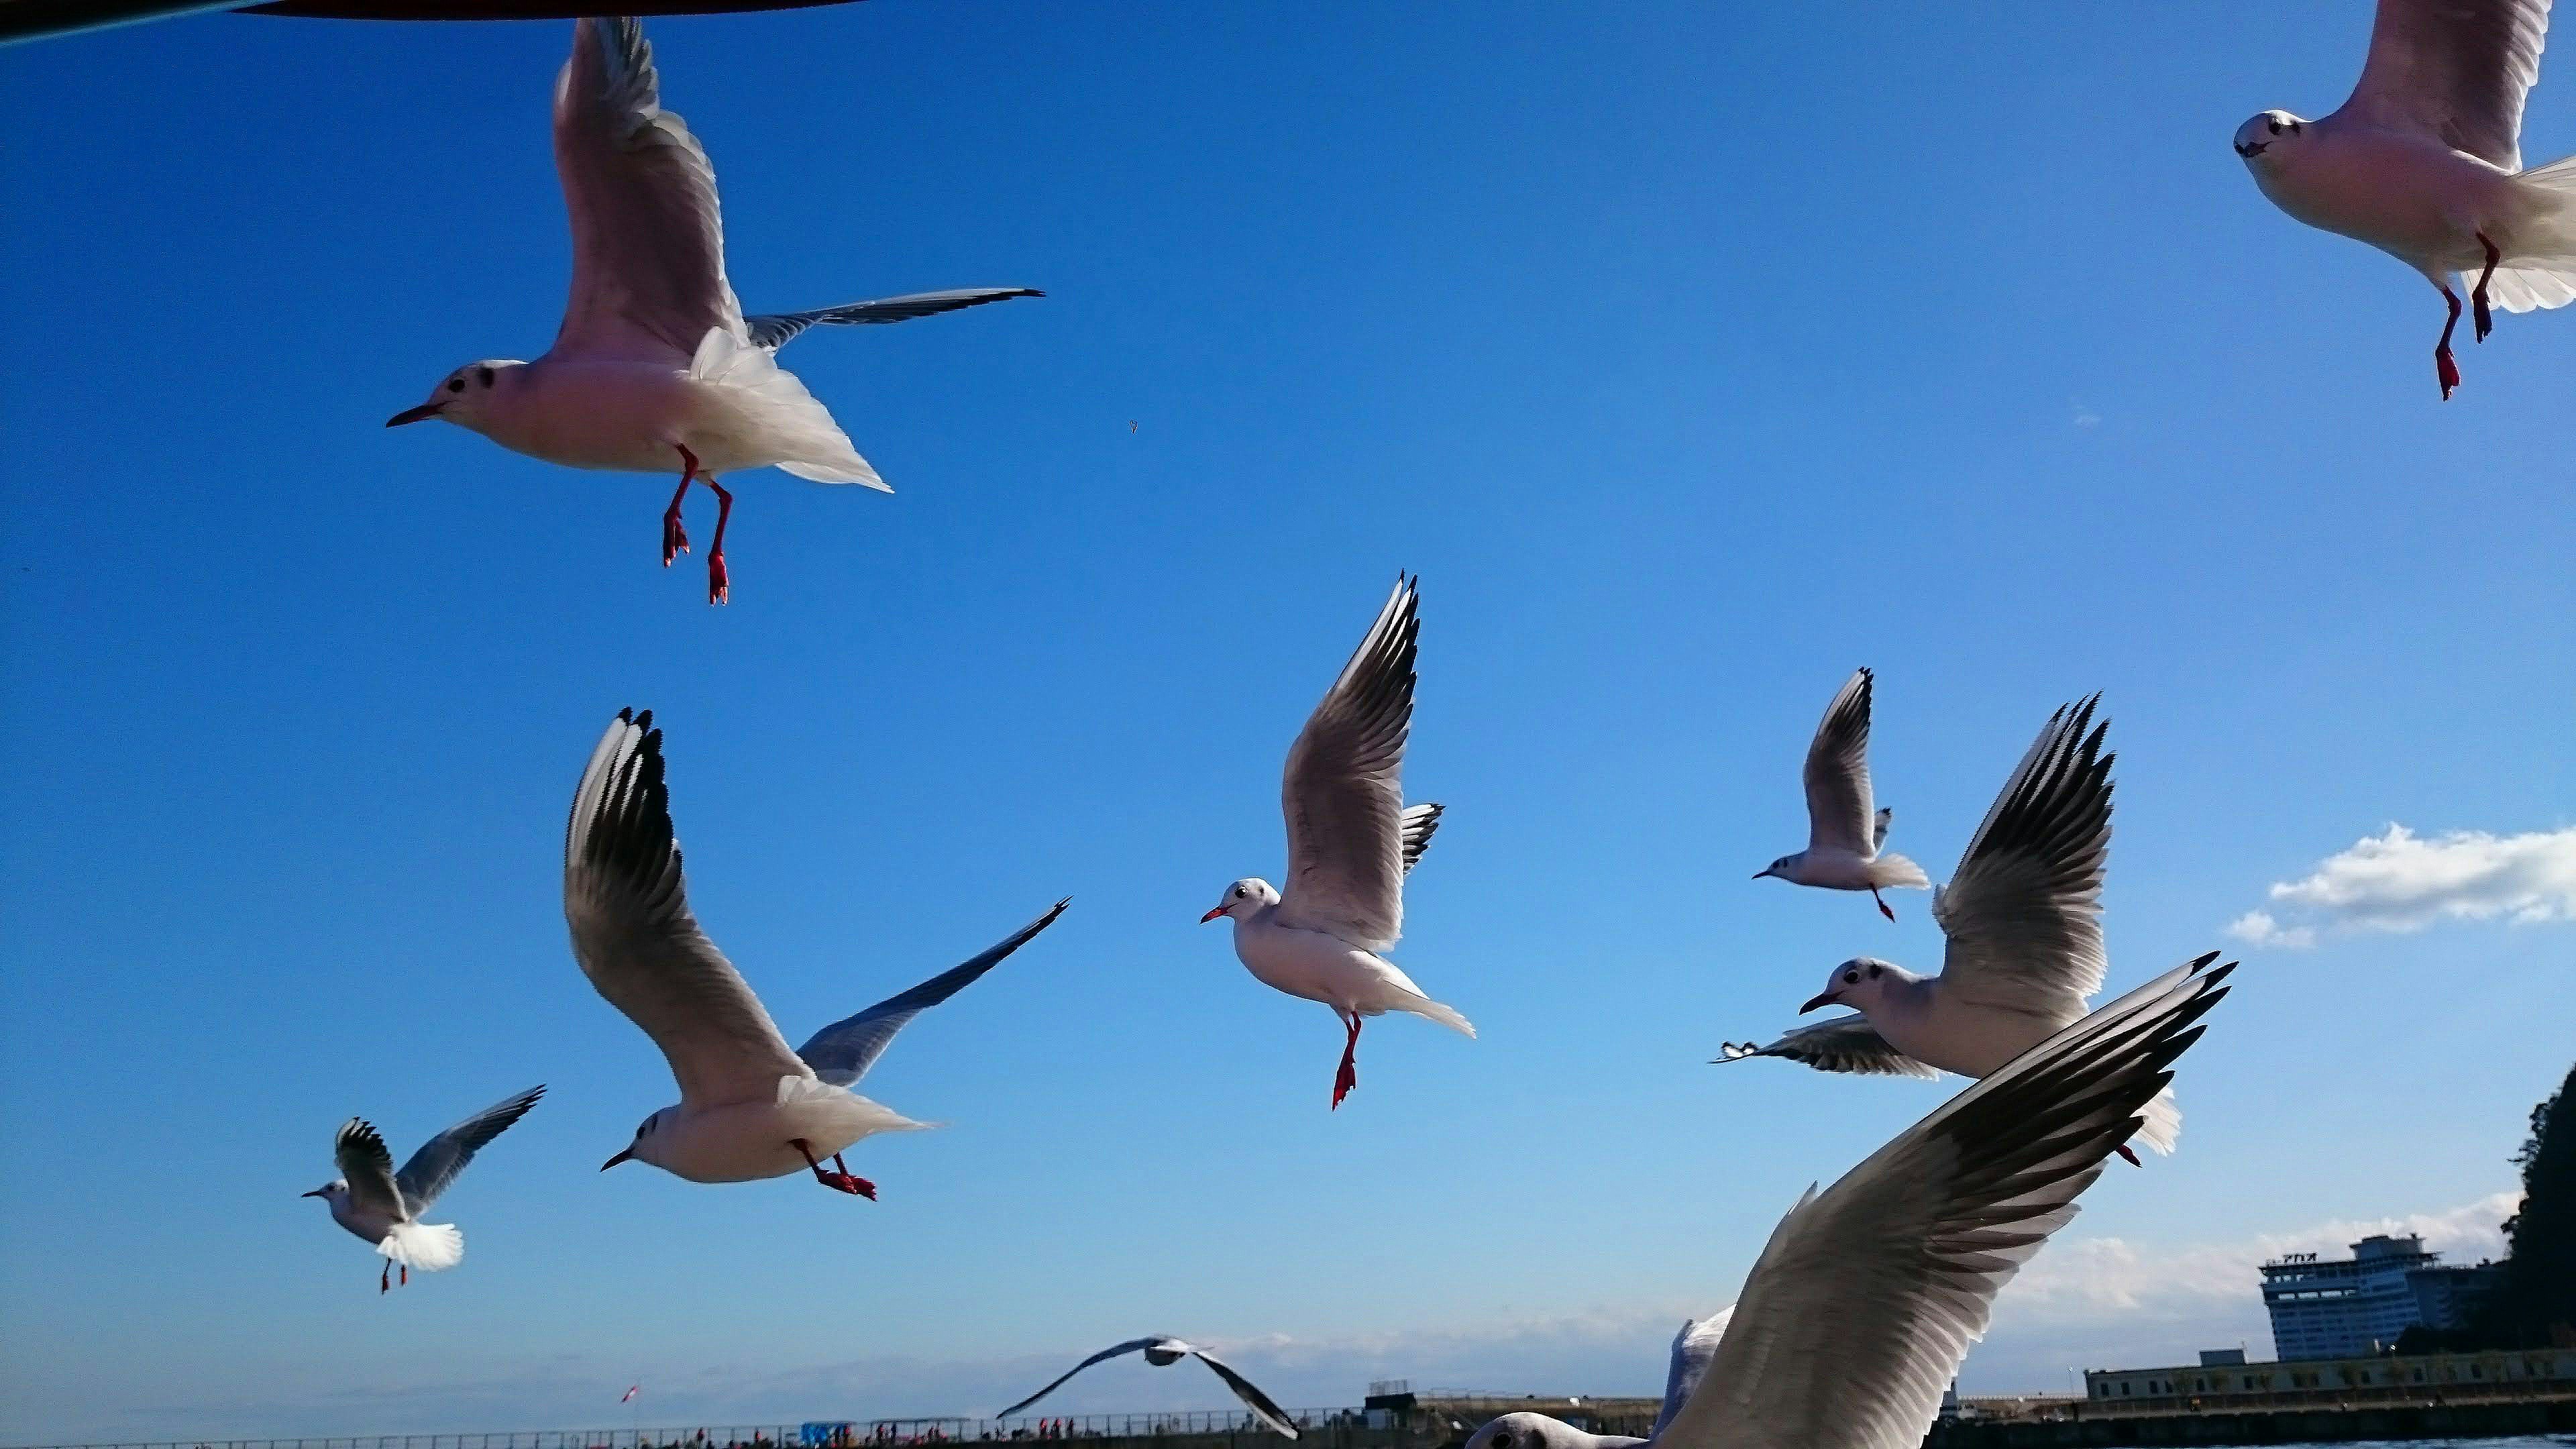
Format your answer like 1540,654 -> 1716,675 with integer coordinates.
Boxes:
2267,117 -> 2283,135
476,366 -> 495,387
447,377 -> 466,394
1868,963 -> 1884,979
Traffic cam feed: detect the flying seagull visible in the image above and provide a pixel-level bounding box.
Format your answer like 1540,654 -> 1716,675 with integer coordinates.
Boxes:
303,1085 -> 545,1293
386,17 -> 1040,602
998,1338 -> 1300,1438
1472,957 -> 2235,1449
1718,695 -> 2176,1165
1201,576 -> 1471,1110
1752,668 -> 1929,921
568,708 -> 1069,1195
2234,0 -> 2576,398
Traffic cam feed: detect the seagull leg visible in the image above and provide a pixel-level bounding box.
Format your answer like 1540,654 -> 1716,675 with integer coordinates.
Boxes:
2435,287 -> 2463,399
2115,1143 -> 2142,1168
704,475 -> 734,605
1331,1013 -> 1362,1110
380,1260 -> 390,1295
830,1152 -> 876,1200
399,1264 -> 409,1287
662,445 -> 700,565
1871,886 -> 1895,922
793,1138 -> 875,1199
2472,232 -> 2501,343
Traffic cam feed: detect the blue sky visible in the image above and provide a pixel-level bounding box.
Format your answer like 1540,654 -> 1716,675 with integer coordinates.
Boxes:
3,0 -> 2572,1441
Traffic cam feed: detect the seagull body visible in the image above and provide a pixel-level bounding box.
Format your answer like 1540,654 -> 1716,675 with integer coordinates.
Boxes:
1719,696 -> 2180,1161
566,707 -> 1069,1195
1203,578 -> 1470,1109
303,1085 -> 545,1293
387,17 -> 1040,601
1753,668 -> 1928,920
2235,0 -> 2576,398
999,1338 -> 1301,1438
1474,958 -> 2235,1449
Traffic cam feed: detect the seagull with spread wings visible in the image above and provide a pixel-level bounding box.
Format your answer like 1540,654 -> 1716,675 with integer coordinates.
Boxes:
1474,957 -> 2234,1449
386,17 -> 1040,601
2234,0 -> 2575,398
303,1085 -> 544,1293
568,708 -> 1069,1195
998,1338 -> 1300,1438
1752,668 -> 1929,921
1201,576 -> 1470,1110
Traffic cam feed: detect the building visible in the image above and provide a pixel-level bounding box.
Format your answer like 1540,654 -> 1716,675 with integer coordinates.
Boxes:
2261,1233 -> 2504,1360
2082,1347 -> 2576,1413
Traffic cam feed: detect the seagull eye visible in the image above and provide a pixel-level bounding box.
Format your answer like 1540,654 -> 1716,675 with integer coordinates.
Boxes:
1843,970 -> 1861,984
1491,1436 -> 1512,1449
447,378 -> 466,394
2267,117 -> 2283,135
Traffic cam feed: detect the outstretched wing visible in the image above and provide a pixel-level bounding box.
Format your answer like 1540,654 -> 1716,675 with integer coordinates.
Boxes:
1275,576 -> 1423,949
551,17 -> 744,360
999,1338 -> 1297,1439
1189,1346 -> 1301,1438
1933,696 -> 2112,1024
395,1085 -> 546,1213
1650,1308 -> 1737,1440
998,1338 -> 1164,1419
746,288 -> 1045,350
796,899 -> 1071,1087
333,1118 -> 407,1220
2335,0 -> 2549,170
1712,1016 -> 1941,1080
1802,669 -> 1878,856
1399,803 -> 1444,875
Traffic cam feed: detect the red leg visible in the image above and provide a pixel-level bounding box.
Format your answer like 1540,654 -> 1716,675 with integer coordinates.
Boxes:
1872,887 -> 1894,922
793,1138 -> 875,1198
1331,1013 -> 1362,1110
663,445 -> 700,565
380,1260 -> 390,1294
2472,232 -> 2501,342
832,1152 -> 877,1201
399,1263 -> 409,1287
704,475 -> 734,604
2435,288 -> 2463,399
2115,1143 -> 2142,1167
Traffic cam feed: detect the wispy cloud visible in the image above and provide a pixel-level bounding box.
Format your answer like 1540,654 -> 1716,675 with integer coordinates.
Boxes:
2070,400 -> 2102,429
2227,823 -> 2576,948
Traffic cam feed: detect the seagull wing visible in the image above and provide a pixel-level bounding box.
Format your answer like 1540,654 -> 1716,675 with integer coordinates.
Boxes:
745,288 -> 1045,351
2335,0 -> 2550,170
394,1085 -> 545,1213
564,709 -> 810,1108
795,899 -> 1071,1087
1273,576 -> 1421,949
1802,669 -> 1878,856
1658,956 -> 2234,1449
1187,1346 -> 1301,1438
333,1118 -> 409,1220
551,17 -> 744,361
1931,697 -> 2112,1024
1650,1308 -> 1737,1440
1711,1015 -> 1942,1080
1399,802 -> 1444,875
998,1338 -> 1166,1418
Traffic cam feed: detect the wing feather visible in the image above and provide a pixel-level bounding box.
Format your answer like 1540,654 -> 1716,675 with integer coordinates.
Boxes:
333,1118 -> 407,1219
1931,697 -> 2112,1022
395,1085 -> 545,1212
2335,0 -> 2551,170
1803,669 -> 1877,855
796,900 -> 1070,1086
745,288 -> 1044,350
1273,578 -> 1424,948
1713,1016 -> 1942,1080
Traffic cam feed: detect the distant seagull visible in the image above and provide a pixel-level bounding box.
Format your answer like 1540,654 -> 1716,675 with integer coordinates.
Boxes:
303,1085 -> 545,1293
568,708 -> 1069,1195
1718,696 -> 2176,1164
1201,576 -> 1471,1110
385,17 -> 1040,602
998,1338 -> 1300,1438
1752,668 -> 1929,921
2234,0 -> 2576,398
1473,957 -> 2234,1449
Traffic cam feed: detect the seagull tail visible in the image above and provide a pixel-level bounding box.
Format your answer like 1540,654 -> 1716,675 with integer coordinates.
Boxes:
2491,154 -> 2576,313
687,327 -> 889,491
1400,994 -> 1477,1038
376,1220 -> 465,1272
1866,852 -> 1931,890
2131,1083 -> 2182,1157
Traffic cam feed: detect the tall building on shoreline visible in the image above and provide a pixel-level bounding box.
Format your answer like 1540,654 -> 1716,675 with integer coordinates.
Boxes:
2261,1233 -> 2502,1359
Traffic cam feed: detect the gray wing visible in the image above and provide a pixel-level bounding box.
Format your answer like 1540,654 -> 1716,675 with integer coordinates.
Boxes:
1650,1308 -> 1736,1440
2335,0 -> 2551,169
745,288 -> 1045,351
1802,669 -> 1877,856
1872,807 -> 1892,852
1273,576 -> 1422,949
795,898 -> 1071,1087
1931,696 -> 2112,1024
1399,802 -> 1443,875
1656,956 -> 2235,1449
998,1338 -> 1165,1418
333,1118 -> 407,1220
551,17 -> 744,360
394,1085 -> 545,1213
1711,1015 -> 1941,1079
564,709 -> 811,1108
1187,1346 -> 1301,1438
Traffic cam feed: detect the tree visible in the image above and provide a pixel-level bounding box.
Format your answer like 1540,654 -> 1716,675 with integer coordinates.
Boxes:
2478,1063 -> 2576,1348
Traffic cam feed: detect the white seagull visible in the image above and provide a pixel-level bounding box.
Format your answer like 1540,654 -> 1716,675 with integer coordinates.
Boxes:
1752,668 -> 1929,922
2234,0 -> 2576,398
1717,695 -> 2176,1165
386,16 -> 1040,602
1470,957 -> 2235,1449
998,1338 -> 1300,1437
1201,576 -> 1471,1110
303,1085 -> 545,1293
568,708 -> 1069,1195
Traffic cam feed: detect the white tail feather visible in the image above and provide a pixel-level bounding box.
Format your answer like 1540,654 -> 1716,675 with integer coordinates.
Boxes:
775,1073 -> 933,1135
376,1220 -> 464,1271
1867,851 -> 1931,890
1399,994 -> 1477,1038
2493,154 -> 2576,313
688,329 -> 888,490
2133,1084 -> 2182,1155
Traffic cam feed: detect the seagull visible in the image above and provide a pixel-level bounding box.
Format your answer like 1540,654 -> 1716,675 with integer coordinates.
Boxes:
1201,576 -> 1471,1110
1472,956 -> 2235,1449
1752,668 -> 1929,922
2234,0 -> 2576,399
567,708 -> 1069,1195
1717,695 -> 2176,1165
386,17 -> 1040,602
998,1338 -> 1300,1438
303,1085 -> 545,1293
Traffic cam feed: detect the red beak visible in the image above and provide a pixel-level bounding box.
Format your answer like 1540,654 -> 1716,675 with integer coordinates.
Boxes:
385,403 -> 443,427
1798,991 -> 1837,1014
1199,905 -> 1226,923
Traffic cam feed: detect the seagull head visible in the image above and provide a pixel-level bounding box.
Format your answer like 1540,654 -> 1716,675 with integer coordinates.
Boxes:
387,360 -> 524,430
1753,853 -> 1797,881
1201,877 -> 1279,922
602,1108 -> 671,1173
301,1179 -> 348,1205
1800,956 -> 1904,1014
1462,1412 -> 1605,1449
2233,110 -> 2305,163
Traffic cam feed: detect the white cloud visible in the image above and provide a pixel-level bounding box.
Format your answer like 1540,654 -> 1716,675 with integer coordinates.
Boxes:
2229,823 -> 2576,946
2070,400 -> 2102,429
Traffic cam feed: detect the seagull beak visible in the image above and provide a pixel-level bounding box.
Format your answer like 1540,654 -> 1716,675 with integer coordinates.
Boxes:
600,1148 -> 635,1172
385,402 -> 444,427
1752,867 -> 1773,881
1199,905 -> 1227,923
1798,991 -> 1838,1014
300,1188 -> 327,1198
